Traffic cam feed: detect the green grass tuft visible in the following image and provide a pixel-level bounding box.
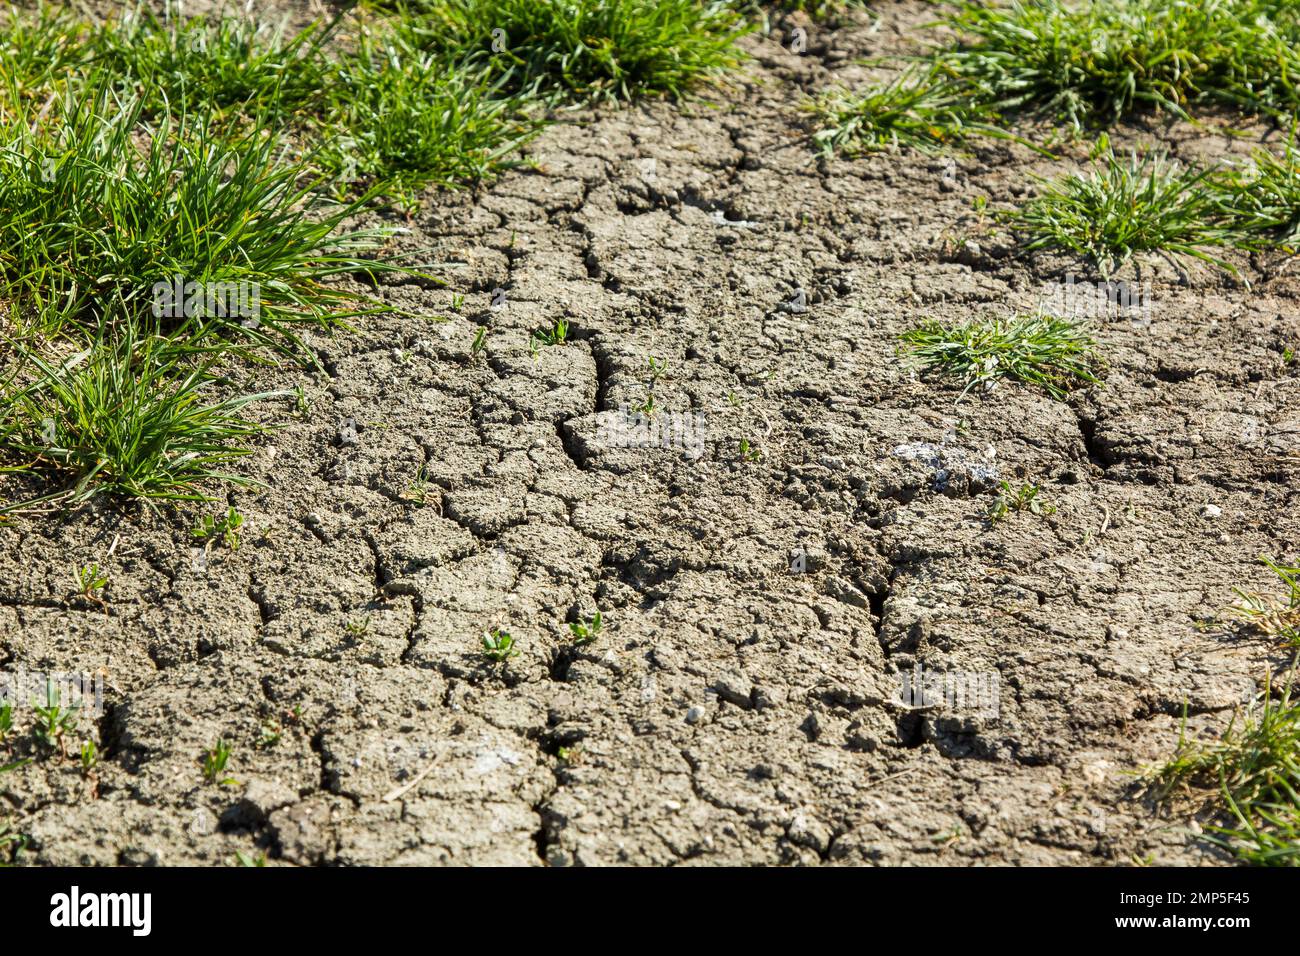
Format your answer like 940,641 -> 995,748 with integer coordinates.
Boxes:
93,7 -> 337,124
1212,141 -> 1300,250
0,321 -> 271,509
901,312 -> 1101,400
1006,150 -> 1236,277
395,0 -> 750,102
0,84 -> 404,351
809,70 -> 1019,156
320,24 -> 539,206
1150,671 -> 1300,866
936,0 -> 1300,128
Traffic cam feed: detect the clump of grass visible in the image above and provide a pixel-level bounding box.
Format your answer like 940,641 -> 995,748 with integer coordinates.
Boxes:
1149,672 -> 1300,866
0,325 -> 271,509
1007,150 -> 1236,277
809,70 -> 1019,156
936,0 -> 1300,128
320,26 -> 538,207
396,0 -> 749,102
770,0 -> 853,16
0,84 -> 406,351
92,7 -> 337,123
0,5 -> 93,121
1223,557 -> 1300,648
901,312 -> 1100,400
1212,142 -> 1300,249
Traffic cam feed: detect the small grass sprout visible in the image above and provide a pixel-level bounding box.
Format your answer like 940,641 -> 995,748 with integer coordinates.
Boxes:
986,480 -> 1055,527
192,506 -> 245,551
482,627 -> 519,663
202,739 -> 238,786
569,611 -> 603,646
530,318 -> 569,354
32,680 -> 79,754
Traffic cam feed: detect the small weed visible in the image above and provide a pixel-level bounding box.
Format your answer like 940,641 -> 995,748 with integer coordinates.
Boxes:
569,611 -> 603,646
234,850 -> 268,867
530,318 -> 569,354
79,740 -> 99,774
257,719 -> 283,749
737,437 -> 762,462
202,738 -> 237,786
73,563 -> 109,606
482,627 -> 519,663
192,506 -> 245,551
291,383 -> 311,417
345,615 -> 372,638
647,355 -> 668,386
900,312 -> 1100,400
405,464 -> 432,507
986,480 -> 1055,527
32,680 -> 79,754
0,821 -> 28,865
633,392 -> 657,417
0,701 -> 13,747
471,325 -> 488,357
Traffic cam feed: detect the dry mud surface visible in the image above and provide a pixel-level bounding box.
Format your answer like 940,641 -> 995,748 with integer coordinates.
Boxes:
3,1 -> 1299,866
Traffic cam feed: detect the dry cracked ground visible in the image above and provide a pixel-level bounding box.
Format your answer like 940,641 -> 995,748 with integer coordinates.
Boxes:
3,1 -> 1299,866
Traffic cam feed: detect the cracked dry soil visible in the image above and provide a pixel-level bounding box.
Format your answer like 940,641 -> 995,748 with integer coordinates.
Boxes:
3,1 -> 1299,866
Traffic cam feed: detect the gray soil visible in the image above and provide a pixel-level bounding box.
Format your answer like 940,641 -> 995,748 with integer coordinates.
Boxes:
2,0 -> 1298,866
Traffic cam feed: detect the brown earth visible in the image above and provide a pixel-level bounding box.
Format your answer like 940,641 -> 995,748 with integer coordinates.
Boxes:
2,0 -> 1298,865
